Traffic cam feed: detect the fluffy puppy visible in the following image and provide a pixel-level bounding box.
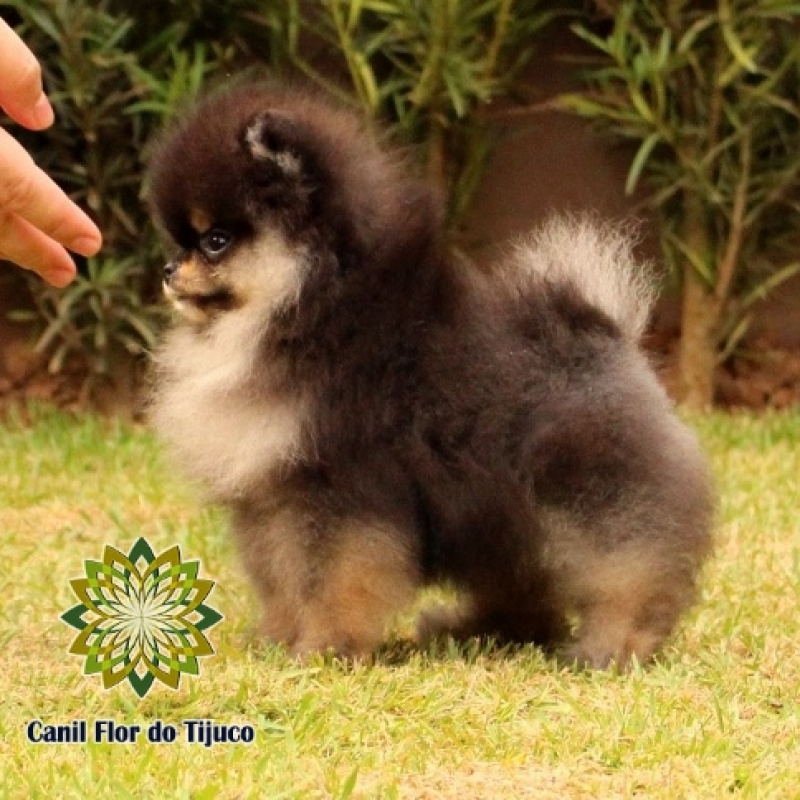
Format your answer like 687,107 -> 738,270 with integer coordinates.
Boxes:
147,81 -> 713,668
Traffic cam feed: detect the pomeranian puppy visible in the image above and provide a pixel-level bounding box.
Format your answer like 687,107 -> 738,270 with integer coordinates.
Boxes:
147,81 -> 713,668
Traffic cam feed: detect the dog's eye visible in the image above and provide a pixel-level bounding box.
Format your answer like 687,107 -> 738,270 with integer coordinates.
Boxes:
199,229 -> 232,260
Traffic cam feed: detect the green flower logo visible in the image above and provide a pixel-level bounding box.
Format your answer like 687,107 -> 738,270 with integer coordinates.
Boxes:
61,537 -> 223,698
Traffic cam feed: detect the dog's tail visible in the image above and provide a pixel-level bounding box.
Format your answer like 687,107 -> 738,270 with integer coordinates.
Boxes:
511,215 -> 656,341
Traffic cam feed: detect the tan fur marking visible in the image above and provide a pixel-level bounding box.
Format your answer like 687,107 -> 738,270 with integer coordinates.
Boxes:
233,508 -> 418,657
564,548 -> 693,668
167,253 -> 215,297
189,208 -> 212,234
292,523 -> 419,658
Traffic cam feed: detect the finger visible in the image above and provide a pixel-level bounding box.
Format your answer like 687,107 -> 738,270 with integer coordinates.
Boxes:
0,212 -> 77,286
0,126 -> 102,255
0,18 -> 54,130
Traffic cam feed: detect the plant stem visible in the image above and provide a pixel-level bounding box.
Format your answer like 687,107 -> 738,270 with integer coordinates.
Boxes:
714,126 -> 751,312
484,0 -> 513,82
677,194 -> 718,409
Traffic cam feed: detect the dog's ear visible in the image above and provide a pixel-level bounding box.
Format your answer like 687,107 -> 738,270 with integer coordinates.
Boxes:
242,112 -> 303,178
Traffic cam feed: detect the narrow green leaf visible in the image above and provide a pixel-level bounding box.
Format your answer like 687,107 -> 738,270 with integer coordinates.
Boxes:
338,767 -> 359,800
738,262 -> 800,312
625,132 -> 661,195
664,231 -> 715,285
717,314 -> 751,363
720,4 -> 758,72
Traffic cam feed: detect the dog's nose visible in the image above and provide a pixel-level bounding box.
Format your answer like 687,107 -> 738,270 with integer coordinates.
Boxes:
163,261 -> 179,282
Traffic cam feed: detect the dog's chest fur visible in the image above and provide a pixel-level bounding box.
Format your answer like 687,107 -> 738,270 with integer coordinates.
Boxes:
150,312 -> 305,501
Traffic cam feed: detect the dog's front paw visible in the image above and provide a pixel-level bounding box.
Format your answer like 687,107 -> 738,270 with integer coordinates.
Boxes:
257,606 -> 299,648
289,634 -> 375,663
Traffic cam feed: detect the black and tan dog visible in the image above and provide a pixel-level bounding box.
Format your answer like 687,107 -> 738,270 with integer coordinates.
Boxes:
147,81 -> 713,668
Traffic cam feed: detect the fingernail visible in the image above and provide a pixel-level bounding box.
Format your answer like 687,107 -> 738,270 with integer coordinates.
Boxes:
32,94 -> 54,128
49,267 -> 76,288
70,234 -> 102,257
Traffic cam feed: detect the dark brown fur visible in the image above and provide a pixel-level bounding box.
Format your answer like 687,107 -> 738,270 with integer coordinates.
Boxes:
147,81 -> 714,667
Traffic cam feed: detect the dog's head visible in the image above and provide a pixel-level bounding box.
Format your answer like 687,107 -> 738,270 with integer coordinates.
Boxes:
147,82 -> 439,328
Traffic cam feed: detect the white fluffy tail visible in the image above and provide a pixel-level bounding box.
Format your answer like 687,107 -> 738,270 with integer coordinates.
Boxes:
511,216 -> 656,341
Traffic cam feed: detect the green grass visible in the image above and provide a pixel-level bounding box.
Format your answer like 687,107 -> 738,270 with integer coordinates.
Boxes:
1,406 -> 799,798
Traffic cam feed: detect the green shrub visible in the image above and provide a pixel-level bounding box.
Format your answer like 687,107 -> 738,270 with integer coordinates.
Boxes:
1,0 -> 284,398
564,1 -> 800,407
292,0 -> 553,225
9,257 -> 164,400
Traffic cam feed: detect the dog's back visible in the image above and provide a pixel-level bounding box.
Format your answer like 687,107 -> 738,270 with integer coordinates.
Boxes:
411,217 -> 713,666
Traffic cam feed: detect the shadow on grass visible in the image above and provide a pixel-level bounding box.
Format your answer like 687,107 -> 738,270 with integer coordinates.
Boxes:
243,633 -> 561,673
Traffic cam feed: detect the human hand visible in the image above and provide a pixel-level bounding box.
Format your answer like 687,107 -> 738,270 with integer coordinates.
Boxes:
0,17 -> 102,287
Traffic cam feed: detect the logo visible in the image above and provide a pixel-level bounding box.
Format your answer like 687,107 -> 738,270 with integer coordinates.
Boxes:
61,537 -> 223,698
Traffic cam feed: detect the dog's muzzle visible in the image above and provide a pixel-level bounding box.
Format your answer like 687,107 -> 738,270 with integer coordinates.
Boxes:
163,260 -> 179,283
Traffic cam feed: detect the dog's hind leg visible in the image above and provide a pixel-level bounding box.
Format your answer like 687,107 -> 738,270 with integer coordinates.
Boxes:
559,545 -> 701,669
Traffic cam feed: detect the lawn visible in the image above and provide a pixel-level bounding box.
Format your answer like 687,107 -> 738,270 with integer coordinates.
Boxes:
1,406 -> 798,798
